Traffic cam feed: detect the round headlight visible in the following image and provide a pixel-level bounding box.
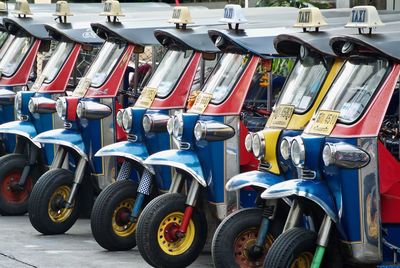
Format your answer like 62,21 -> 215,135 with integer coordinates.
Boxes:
322,144 -> 334,166
116,110 -> 123,127
291,138 -> 305,166
142,115 -> 152,133
172,115 -> 183,138
76,102 -> 83,118
15,92 -> 22,114
167,117 -> 174,135
194,121 -> 205,141
252,132 -> 265,158
122,109 -> 132,133
28,98 -> 36,114
280,138 -> 291,160
56,98 -> 66,120
244,133 -> 253,152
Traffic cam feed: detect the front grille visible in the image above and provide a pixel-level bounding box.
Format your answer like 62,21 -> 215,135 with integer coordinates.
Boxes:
297,167 -> 316,179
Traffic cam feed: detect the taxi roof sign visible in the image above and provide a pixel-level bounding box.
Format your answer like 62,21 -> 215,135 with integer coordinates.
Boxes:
168,6 -> 193,29
219,4 -> 248,25
293,7 -> 327,32
345,6 -> 384,33
13,0 -> 32,17
0,2 -> 7,13
100,0 -> 125,18
53,1 -> 73,19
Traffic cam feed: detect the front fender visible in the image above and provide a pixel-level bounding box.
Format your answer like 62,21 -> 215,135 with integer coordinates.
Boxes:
95,141 -> 154,174
144,149 -> 206,187
33,129 -> 87,160
226,170 -> 284,191
261,179 -> 338,222
0,121 -> 41,148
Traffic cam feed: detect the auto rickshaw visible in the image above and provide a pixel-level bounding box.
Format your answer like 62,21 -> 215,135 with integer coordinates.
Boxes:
136,15 -> 303,265
262,6 -> 400,268
90,4 -> 302,252
27,4 -> 232,235
209,7 -> 354,268
0,2 -> 104,216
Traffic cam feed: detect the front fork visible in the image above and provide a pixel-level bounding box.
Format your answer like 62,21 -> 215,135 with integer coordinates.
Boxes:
252,199 -> 278,254
51,146 -> 87,209
283,199 -> 332,268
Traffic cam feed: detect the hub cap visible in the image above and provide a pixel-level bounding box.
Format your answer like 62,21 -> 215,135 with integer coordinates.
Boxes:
1,171 -> 32,204
290,252 -> 313,268
112,198 -> 136,237
48,185 -> 73,223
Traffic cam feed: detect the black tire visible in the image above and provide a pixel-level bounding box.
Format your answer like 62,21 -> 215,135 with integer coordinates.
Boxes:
136,193 -> 207,268
212,207 -> 284,268
0,153 -> 41,216
28,169 -> 81,235
91,180 -> 139,251
264,227 -> 317,268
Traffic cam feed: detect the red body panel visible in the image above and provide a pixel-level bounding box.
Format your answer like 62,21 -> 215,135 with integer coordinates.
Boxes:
378,141 -> 400,223
151,52 -> 201,110
202,56 -> 260,116
239,120 -> 259,172
66,97 -> 80,121
331,64 -> 400,137
85,45 -> 134,98
115,100 -> 126,141
0,39 -> 41,86
39,44 -> 82,93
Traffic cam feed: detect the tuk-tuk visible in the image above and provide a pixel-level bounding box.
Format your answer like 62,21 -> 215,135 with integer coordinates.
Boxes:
136,15 -> 301,265
262,7 -> 400,267
90,5 -> 302,252
210,8 -> 354,268
0,2 -> 103,216
90,6 -> 223,251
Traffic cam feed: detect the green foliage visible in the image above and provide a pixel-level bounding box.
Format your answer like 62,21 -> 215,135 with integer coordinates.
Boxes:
256,0 -> 330,9
272,58 -> 295,77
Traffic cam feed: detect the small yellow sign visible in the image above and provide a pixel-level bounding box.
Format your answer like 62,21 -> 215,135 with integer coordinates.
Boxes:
31,74 -> 46,91
72,77 -> 91,97
189,92 -> 213,114
135,87 -> 158,108
308,110 -> 340,135
267,105 -> 295,129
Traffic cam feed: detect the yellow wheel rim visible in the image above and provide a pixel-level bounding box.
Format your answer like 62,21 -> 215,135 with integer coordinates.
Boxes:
290,252 -> 313,268
157,212 -> 195,256
111,198 -> 136,237
233,228 -> 274,268
48,185 -> 73,223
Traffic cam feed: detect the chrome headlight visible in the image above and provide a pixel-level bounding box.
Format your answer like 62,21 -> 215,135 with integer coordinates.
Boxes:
76,102 -> 83,118
142,115 -> 152,133
28,97 -> 57,114
172,114 -> 183,138
291,137 -> 305,166
15,91 -> 22,115
76,101 -> 112,119
252,132 -> 265,158
28,98 -> 36,114
322,144 -> 334,166
167,117 -> 174,135
322,142 -> 370,168
56,98 -> 67,120
122,108 -> 133,133
142,114 -> 170,134
280,137 -> 291,160
116,109 -> 123,127
244,133 -> 253,152
194,121 -> 205,141
194,120 -> 235,142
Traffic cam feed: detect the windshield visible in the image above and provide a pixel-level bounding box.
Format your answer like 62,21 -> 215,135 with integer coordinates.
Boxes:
202,53 -> 248,104
83,41 -> 126,88
0,36 -> 33,77
0,34 -> 15,60
146,50 -> 193,98
0,32 -> 9,50
277,56 -> 331,113
42,42 -> 74,83
319,56 -> 390,123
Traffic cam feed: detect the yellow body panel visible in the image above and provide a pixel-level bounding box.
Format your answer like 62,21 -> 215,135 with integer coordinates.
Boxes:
261,128 -> 282,175
286,59 -> 344,130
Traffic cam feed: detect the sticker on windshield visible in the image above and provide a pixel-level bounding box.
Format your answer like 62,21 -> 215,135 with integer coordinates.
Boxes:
72,77 -> 92,97
189,92 -> 213,114
308,110 -> 340,135
135,87 -> 158,108
31,74 -> 46,92
266,105 -> 295,129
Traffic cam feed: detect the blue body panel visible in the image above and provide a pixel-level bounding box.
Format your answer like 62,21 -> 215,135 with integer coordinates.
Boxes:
33,129 -> 86,160
226,170 -> 285,191
261,178 -> 338,222
0,103 -> 16,152
276,129 -> 302,179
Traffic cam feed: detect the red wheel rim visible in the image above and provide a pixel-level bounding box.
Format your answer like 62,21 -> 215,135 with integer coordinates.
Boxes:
1,171 -> 32,204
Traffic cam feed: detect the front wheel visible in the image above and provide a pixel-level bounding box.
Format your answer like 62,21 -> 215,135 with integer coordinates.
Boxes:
28,169 -> 81,235
91,180 -> 139,251
136,193 -> 207,268
212,207 -> 282,268
0,154 -> 41,215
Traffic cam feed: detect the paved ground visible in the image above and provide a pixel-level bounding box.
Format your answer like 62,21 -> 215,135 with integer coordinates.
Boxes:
0,216 -> 213,268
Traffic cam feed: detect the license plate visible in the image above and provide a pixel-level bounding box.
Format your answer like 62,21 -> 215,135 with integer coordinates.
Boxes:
135,87 -> 158,108
189,92 -> 213,114
308,110 -> 340,135
266,105 -> 295,128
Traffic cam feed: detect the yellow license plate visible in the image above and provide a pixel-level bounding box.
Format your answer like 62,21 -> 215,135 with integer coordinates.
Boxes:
189,92 -> 213,114
135,87 -> 158,108
308,110 -> 340,135
267,105 -> 295,128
